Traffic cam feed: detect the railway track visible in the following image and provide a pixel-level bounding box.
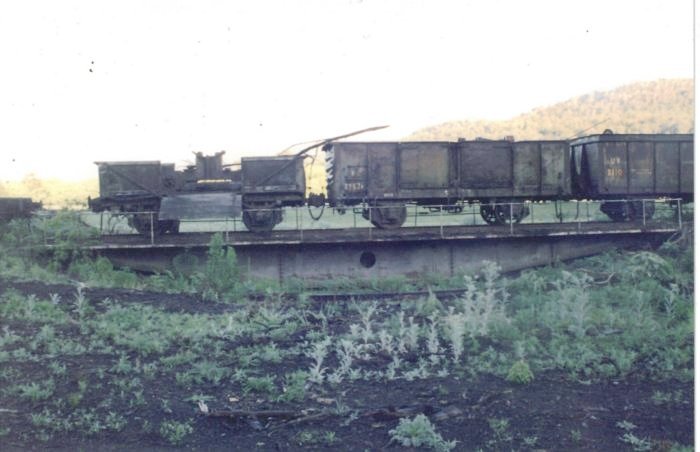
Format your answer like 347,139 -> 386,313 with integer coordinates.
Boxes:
0,274 -> 462,308
303,287 -> 467,303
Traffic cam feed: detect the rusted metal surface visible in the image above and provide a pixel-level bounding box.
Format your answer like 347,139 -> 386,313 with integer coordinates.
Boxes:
241,157 -> 305,195
570,133 -> 694,199
327,139 -> 573,207
159,193 -> 242,220
95,161 -> 167,197
458,140 -> 512,192
512,141 -> 571,197
0,197 -> 41,221
399,143 -> 451,189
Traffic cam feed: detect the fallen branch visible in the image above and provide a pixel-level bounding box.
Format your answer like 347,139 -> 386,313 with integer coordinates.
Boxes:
269,411 -> 336,430
205,409 -> 301,420
200,393 -> 504,430
592,272 -> 616,285
362,404 -> 434,421
579,269 -> 617,285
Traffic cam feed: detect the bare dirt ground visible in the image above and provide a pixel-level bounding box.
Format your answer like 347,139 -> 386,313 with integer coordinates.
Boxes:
0,278 -> 693,451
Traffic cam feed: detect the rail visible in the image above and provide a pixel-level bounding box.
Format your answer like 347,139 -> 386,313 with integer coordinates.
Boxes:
90,198 -> 688,244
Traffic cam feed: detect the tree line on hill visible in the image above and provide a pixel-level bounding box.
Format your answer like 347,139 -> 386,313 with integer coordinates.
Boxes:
406,79 -> 693,141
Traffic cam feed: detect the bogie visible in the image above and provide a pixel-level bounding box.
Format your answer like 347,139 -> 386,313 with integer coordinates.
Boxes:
600,200 -> 656,222
362,204 -> 408,229
242,208 -> 283,233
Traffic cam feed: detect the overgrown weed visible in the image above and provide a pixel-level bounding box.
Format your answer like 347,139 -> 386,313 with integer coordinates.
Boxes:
0,214 -> 693,449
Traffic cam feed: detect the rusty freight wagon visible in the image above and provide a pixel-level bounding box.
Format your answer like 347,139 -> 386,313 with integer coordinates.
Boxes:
239,156 -> 306,231
89,128 -> 694,234
323,139 -> 571,228
570,132 -> 694,221
88,152 -> 308,234
0,197 -> 41,222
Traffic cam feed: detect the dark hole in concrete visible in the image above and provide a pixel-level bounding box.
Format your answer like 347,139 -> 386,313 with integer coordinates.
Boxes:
360,251 -> 376,268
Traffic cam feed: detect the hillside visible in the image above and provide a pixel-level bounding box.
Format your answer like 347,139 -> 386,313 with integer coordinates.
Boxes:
1,79 -> 693,205
406,79 -> 694,141
302,79 -> 694,193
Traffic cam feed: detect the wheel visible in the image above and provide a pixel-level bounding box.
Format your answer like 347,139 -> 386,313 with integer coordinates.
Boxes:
129,214 -> 157,235
601,202 -> 625,221
600,201 -> 653,222
163,220 -> 180,234
480,205 -> 500,225
494,204 -> 529,224
129,215 -> 178,235
367,204 -> 407,229
480,203 -> 529,225
242,207 -> 283,232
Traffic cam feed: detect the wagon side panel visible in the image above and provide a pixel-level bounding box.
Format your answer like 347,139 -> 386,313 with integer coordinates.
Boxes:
541,141 -> 571,197
627,142 -> 654,193
654,142 -> 681,194
600,142 -> 628,195
512,142 -> 540,195
680,141 -> 693,196
457,141 -> 513,198
366,143 -> 399,199
97,162 -> 163,197
399,143 -> 450,189
328,142 -> 369,205
241,157 -> 305,195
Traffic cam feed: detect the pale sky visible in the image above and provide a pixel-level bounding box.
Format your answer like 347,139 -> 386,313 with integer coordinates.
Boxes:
0,0 -> 694,180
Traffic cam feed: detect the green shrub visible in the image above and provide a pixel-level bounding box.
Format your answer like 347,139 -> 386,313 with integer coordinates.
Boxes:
37,211 -> 99,270
278,370 -> 308,402
198,233 -> 241,301
506,359 -> 534,384
16,379 -> 55,402
242,375 -> 277,396
69,257 -> 139,288
389,414 -> 456,451
159,419 -> 193,445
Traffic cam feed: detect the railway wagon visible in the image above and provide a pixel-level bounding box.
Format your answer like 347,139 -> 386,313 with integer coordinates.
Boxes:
239,156 -> 306,231
570,133 -> 694,221
88,130 -> 694,234
323,139 -> 570,228
89,160 -> 190,234
0,197 -> 42,222
88,152 -> 306,233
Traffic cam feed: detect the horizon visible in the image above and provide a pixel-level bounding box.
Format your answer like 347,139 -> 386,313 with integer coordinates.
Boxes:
0,0 -> 693,181
0,77 -> 693,184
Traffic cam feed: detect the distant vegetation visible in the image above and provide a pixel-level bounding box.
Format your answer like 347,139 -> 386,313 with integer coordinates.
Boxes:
0,176 -> 97,209
407,79 -> 693,141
